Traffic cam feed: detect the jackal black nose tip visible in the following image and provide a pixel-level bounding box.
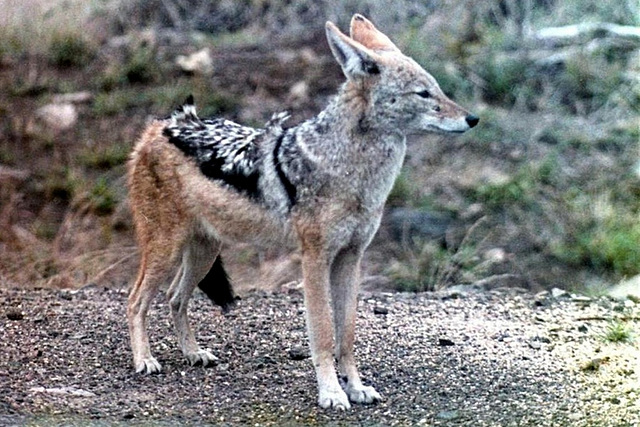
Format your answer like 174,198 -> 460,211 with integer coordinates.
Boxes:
466,115 -> 479,128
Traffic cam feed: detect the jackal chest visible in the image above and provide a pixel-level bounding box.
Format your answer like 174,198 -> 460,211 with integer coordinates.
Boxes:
329,140 -> 406,212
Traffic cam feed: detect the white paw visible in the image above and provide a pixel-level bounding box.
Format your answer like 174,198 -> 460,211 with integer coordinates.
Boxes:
346,384 -> 382,404
135,357 -> 162,374
318,387 -> 351,410
186,349 -> 218,367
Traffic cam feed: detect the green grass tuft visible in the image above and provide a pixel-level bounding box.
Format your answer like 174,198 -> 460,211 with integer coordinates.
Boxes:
80,144 -> 130,170
554,211 -> 640,278
604,321 -> 633,343
89,177 -> 117,216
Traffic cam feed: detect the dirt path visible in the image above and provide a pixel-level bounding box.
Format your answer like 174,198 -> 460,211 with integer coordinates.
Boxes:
1,285 -> 638,426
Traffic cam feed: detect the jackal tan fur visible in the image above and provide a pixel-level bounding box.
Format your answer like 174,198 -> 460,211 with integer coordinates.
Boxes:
127,14 -> 478,410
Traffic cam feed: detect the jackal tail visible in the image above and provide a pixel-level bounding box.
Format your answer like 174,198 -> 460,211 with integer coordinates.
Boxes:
197,256 -> 236,313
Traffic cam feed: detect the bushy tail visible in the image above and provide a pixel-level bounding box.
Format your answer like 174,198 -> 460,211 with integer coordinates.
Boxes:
197,256 -> 236,313
166,95 -> 205,130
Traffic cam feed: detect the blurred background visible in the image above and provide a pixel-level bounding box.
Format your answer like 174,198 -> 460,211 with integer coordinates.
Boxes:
0,0 -> 638,295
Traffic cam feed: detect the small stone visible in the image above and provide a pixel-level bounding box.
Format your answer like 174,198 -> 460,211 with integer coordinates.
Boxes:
6,310 -> 24,321
581,357 -> 609,372
59,292 -> 73,301
627,295 -> 640,304
528,341 -> 542,350
551,288 -> 569,298
438,338 -> 455,346
288,347 -> 310,361
26,349 -> 42,359
495,332 -> 511,342
437,410 -> 461,420
30,386 -> 96,397
528,336 -> 551,350
535,290 -> 549,299
373,306 -> 389,315
441,292 -> 462,301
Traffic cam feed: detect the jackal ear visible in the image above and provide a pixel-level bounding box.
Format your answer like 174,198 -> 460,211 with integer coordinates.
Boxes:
325,21 -> 381,80
349,14 -> 400,52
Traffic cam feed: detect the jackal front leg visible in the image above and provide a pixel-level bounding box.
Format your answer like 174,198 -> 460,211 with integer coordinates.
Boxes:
331,247 -> 382,404
301,249 -> 351,410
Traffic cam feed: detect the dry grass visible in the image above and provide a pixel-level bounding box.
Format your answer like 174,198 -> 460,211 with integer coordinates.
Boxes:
0,0 -> 98,58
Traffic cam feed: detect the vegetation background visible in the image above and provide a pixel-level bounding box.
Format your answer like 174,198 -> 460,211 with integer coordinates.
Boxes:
0,0 -> 638,296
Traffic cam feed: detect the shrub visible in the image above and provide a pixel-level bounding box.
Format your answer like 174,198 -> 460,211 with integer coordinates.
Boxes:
553,194 -> 640,277
92,90 -> 144,116
474,54 -> 531,106
0,31 -> 23,63
98,45 -> 161,89
387,172 -> 413,207
89,178 -> 117,216
387,218 -> 489,292
49,31 -> 95,68
473,170 -> 537,211
42,168 -> 79,203
561,54 -> 625,114
80,144 -> 130,170
387,241 -> 451,292
588,224 -> 640,277
123,47 -> 161,84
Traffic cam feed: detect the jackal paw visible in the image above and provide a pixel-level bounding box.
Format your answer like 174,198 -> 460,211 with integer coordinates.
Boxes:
318,388 -> 351,410
135,357 -> 162,374
186,349 -> 218,367
345,384 -> 382,404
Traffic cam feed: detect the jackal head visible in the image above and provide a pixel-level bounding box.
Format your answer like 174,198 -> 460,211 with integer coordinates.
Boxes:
326,14 -> 478,135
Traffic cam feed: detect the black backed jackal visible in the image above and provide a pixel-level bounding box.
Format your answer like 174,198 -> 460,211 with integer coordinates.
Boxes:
127,14 -> 478,410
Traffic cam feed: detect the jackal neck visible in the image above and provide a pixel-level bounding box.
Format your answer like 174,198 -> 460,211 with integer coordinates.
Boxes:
312,81 -> 403,149
286,80 -> 406,207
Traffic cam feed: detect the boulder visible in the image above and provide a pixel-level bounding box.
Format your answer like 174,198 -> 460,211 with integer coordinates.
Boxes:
608,276 -> 640,300
176,48 -> 214,76
385,207 -> 453,243
34,103 -> 78,132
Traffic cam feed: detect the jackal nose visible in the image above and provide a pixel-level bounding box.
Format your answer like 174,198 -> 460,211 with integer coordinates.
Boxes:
466,115 -> 479,128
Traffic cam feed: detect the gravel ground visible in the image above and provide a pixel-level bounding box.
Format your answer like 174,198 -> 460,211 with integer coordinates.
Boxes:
1,285 -> 639,426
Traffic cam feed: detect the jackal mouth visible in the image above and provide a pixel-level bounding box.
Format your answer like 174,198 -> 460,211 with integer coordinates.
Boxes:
425,125 -> 467,135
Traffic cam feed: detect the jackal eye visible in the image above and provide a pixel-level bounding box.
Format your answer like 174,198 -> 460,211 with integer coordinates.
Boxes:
416,90 -> 431,98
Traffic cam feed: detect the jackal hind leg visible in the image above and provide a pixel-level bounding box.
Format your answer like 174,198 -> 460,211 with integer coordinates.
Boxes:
128,248 -> 177,374
300,244 -> 351,410
330,246 -> 382,404
167,234 -> 220,367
